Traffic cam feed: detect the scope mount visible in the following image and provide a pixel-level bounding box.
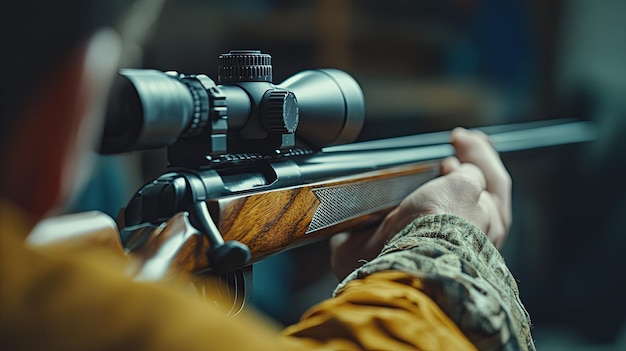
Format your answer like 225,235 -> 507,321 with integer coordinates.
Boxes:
167,50 -> 301,168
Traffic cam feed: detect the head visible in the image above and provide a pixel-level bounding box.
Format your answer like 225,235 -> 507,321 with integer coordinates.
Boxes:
0,1 -> 164,223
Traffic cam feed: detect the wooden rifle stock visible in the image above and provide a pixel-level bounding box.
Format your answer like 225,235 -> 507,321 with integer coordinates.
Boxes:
121,119 -> 596,273
112,160 -> 440,280
27,211 -> 123,254
213,161 -> 439,261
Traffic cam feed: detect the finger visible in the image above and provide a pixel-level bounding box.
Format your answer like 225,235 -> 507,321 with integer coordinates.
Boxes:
329,231 -> 366,280
441,156 -> 460,175
330,227 -> 381,280
451,128 -> 509,195
445,163 -> 488,199
479,191 -> 505,249
329,231 -> 351,250
370,207 -> 409,247
451,128 -> 511,226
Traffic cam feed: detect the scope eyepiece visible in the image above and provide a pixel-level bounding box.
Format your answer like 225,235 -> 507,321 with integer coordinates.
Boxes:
99,51 -> 365,166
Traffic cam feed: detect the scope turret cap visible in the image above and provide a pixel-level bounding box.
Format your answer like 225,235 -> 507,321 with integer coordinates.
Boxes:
261,90 -> 299,134
218,50 -> 272,83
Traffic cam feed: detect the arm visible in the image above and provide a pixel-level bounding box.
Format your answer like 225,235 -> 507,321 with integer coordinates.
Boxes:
283,129 -> 535,350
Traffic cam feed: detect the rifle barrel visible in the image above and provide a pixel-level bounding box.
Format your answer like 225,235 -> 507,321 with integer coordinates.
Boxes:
297,119 -> 596,181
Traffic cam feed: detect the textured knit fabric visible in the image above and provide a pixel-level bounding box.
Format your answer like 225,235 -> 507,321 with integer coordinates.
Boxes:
335,214 -> 535,350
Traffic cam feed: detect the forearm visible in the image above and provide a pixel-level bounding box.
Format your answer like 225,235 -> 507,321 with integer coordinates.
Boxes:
285,214 -> 535,351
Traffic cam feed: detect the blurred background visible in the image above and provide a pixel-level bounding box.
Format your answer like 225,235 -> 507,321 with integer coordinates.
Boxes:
71,0 -> 625,349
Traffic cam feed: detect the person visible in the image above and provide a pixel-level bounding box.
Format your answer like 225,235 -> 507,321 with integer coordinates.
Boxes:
0,1 -> 534,350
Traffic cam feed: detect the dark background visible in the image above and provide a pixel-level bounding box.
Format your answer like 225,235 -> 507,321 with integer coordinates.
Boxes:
72,1 -> 626,349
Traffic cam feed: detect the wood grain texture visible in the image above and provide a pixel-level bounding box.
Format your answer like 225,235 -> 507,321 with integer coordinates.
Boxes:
131,212 -> 211,279
213,187 -> 320,259
29,161 -> 440,278
213,161 -> 440,262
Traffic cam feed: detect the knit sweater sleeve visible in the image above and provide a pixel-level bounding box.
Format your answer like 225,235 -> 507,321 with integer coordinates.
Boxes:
333,214 -> 535,351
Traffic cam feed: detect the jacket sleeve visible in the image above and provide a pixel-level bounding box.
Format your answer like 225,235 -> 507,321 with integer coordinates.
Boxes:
282,214 -> 535,351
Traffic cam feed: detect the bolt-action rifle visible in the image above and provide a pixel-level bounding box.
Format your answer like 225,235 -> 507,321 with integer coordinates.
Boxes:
28,50 -> 596,314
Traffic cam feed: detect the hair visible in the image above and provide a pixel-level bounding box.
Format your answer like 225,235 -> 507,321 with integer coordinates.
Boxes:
0,1 -> 138,154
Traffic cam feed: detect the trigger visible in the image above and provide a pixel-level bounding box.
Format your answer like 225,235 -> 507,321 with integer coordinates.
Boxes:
195,266 -> 253,316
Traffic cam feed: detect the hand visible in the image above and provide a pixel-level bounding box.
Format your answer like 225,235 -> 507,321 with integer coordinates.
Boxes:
330,128 -> 512,280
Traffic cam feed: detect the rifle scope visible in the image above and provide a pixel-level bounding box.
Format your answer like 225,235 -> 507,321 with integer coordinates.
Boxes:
100,50 -> 365,166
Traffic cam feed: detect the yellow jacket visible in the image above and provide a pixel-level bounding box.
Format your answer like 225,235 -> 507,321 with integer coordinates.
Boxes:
1,200 -> 532,350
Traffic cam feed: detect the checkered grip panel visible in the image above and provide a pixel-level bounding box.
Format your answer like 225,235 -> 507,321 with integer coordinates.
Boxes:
306,169 -> 438,233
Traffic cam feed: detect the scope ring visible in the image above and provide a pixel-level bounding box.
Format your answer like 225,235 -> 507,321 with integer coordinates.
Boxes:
178,77 -> 210,139
206,86 -> 227,125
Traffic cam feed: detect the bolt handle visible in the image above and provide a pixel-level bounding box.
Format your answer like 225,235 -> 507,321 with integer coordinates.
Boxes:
209,241 -> 251,273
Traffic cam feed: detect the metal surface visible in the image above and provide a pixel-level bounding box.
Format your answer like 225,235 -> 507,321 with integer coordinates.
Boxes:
297,119 -> 596,181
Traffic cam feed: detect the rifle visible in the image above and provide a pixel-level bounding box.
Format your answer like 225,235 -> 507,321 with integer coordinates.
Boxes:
33,51 -> 597,314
